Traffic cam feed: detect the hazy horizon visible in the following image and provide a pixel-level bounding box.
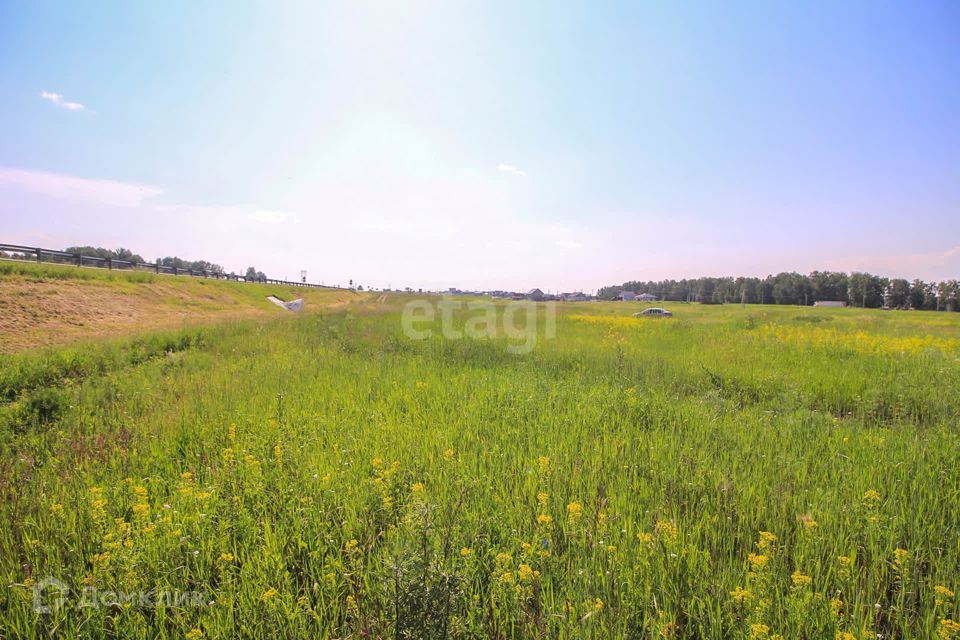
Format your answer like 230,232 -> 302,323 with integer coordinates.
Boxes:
2,1 -> 958,291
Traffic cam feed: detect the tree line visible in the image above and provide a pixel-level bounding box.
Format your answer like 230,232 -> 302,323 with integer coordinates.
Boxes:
63,246 -> 268,281
598,271 -> 960,311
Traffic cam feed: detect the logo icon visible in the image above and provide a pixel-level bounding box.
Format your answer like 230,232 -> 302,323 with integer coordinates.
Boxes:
33,576 -> 69,614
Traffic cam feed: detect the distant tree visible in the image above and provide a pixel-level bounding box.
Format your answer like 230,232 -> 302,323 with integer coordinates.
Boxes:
923,281 -> 941,311
597,285 -> 623,300
771,272 -> 809,305
939,280 -> 960,312
597,270 -> 951,311
886,279 -> 911,309
244,266 -> 266,281
848,272 -> 886,308
697,279 -> 716,303
66,246 -> 145,264
909,280 -> 928,310
809,271 -> 848,302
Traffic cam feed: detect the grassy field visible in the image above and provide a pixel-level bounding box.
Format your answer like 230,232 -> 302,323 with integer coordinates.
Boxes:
1,298 -> 959,638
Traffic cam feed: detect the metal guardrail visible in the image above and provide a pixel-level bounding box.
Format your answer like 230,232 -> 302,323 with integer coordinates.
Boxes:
0,242 -> 346,290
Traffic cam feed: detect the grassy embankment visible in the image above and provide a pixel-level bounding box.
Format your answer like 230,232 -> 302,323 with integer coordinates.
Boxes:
0,260 -> 358,352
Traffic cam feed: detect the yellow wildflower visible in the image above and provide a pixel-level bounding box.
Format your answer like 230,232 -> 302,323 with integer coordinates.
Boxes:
499,571 -> 514,584
537,456 -> 550,474
831,597 -> 844,618
411,482 -> 425,494
655,520 -> 679,541
836,633 -> 856,640
730,586 -> 752,604
218,552 -> 234,563
460,547 -> 473,558
748,553 -> 769,571
186,629 -> 204,640
756,531 -> 777,551
537,514 -> 553,526
791,570 -> 812,587
862,489 -> 881,506
894,548 -> 910,568
567,502 -> 583,521
939,619 -> 960,640
49,503 -> 64,517
261,588 -> 278,600
518,564 -> 536,583
537,492 -> 549,506
749,623 -> 770,639
593,597 -> 604,611
936,585 -> 956,608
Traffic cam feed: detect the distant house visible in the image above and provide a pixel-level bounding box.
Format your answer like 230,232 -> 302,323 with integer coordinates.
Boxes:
525,288 -> 544,301
636,293 -> 657,302
618,291 -> 636,301
814,300 -> 847,308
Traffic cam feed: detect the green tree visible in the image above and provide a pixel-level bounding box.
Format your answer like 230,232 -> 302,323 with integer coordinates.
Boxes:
847,272 -> 885,308
909,279 -> 928,309
886,279 -> 911,309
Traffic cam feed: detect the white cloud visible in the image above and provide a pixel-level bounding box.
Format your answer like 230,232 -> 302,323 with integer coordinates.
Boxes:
248,210 -> 295,224
0,167 -> 161,207
497,163 -> 528,179
40,90 -> 86,111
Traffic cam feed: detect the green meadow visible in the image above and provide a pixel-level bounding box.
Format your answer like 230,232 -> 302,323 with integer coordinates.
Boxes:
2,300 -> 959,639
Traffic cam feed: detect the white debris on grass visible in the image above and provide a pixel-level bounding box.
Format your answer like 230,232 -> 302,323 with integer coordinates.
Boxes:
266,296 -> 304,312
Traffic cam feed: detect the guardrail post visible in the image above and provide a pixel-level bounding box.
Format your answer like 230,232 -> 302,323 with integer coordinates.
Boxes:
106,257 -> 112,270
155,262 -> 160,274
75,253 -> 82,267
36,248 -> 42,263
173,266 -> 178,276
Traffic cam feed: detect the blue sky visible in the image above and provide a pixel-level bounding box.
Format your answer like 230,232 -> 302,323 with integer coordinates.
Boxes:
1,1 -> 958,291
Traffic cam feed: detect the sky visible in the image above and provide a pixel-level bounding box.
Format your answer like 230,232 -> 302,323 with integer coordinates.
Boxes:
1,1 -> 958,292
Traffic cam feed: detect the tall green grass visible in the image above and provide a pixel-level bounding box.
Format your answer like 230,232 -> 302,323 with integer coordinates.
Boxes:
1,304 -> 958,638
